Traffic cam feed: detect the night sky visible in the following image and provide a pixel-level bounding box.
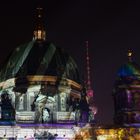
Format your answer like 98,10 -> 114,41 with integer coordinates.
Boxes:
0,0 -> 140,125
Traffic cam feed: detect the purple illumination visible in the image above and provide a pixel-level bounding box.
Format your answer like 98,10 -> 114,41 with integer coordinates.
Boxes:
87,89 -> 93,97
17,123 -> 83,129
126,90 -> 132,104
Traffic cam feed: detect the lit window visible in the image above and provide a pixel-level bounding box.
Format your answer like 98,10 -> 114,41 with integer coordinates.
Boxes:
37,30 -> 42,39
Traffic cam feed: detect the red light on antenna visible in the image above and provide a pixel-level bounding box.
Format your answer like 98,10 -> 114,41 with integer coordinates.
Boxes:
87,89 -> 93,97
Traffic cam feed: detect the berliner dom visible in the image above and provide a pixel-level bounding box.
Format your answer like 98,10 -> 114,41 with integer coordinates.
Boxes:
2,2 -> 140,140
0,6 -> 95,139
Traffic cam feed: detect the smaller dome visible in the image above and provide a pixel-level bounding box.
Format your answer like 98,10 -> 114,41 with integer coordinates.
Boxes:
117,62 -> 140,78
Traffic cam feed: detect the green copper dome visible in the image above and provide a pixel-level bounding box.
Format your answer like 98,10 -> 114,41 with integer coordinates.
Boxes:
117,62 -> 140,79
0,41 -> 80,83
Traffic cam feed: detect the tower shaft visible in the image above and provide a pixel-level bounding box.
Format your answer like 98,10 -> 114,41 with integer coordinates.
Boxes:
85,41 -> 93,97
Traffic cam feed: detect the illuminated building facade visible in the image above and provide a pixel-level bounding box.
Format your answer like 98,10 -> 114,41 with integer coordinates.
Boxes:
113,50 -> 140,126
94,51 -> 140,140
0,41 -> 82,124
0,6 -> 95,139
2,3 -> 140,140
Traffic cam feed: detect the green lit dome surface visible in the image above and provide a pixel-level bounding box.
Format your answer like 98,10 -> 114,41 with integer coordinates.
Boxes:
0,41 -> 80,83
117,62 -> 140,78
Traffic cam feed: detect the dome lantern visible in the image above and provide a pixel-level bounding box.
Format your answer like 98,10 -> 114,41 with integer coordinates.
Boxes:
127,49 -> 133,62
33,6 -> 46,41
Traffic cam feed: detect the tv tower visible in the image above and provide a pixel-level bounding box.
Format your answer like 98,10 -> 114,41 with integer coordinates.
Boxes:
85,41 -> 94,98
85,41 -> 97,118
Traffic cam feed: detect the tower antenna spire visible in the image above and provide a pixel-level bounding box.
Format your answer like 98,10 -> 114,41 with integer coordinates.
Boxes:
85,41 -> 93,97
33,4 -> 46,41
85,41 -> 97,120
